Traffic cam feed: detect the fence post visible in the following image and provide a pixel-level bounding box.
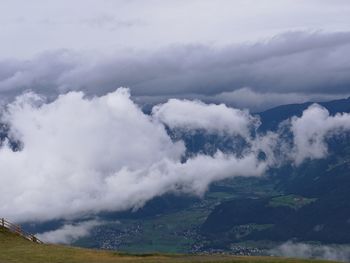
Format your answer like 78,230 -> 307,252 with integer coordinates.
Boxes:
16,225 -> 21,234
0,218 -> 42,244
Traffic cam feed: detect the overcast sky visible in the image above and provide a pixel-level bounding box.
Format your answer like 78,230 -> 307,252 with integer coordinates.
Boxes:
0,0 -> 350,109
1,0 -> 350,58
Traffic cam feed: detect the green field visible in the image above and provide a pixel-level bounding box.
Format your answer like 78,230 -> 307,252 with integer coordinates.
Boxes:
74,177 -> 280,253
268,195 -> 317,210
0,227 -> 336,263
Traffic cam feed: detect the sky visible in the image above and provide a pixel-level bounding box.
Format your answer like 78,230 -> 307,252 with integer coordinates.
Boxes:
1,0 -> 350,58
0,0 -> 350,110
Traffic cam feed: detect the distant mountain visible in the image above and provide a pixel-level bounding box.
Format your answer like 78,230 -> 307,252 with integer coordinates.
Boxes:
201,98 -> 350,247
202,152 -> 350,245
258,96 -> 350,131
0,123 -> 22,151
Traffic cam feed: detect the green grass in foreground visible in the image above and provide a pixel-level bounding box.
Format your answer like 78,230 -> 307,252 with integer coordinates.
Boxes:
0,227 -> 337,263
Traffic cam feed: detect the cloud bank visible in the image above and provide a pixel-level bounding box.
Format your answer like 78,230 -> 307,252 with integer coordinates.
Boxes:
0,88 -> 349,223
0,31 -> 350,110
0,88 -> 267,222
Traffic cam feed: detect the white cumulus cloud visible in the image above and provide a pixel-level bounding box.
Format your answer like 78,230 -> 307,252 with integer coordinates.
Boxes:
152,99 -> 258,137
0,88 -> 267,223
1,89 -> 348,224
290,104 -> 350,164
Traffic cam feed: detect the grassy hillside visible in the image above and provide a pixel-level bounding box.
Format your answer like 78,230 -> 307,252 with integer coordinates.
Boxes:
0,227 -> 334,263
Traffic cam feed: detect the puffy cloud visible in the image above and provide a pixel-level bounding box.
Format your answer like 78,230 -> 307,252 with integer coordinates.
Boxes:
0,32 -> 350,110
0,88 -> 267,222
36,220 -> 102,244
290,104 -> 350,164
270,242 -> 350,262
152,99 -> 258,137
0,88 -> 348,224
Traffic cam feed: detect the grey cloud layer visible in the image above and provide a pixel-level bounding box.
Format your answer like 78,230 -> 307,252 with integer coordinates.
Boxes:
0,31 -> 349,110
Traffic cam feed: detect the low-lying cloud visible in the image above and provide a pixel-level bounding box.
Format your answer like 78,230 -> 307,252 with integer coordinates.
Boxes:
290,104 -> 350,164
0,88 -> 267,222
270,241 -> 350,262
0,88 -> 349,223
152,99 -> 258,137
36,220 -> 102,244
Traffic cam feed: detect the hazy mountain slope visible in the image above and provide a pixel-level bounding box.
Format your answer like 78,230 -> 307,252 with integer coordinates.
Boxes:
201,102 -> 350,246
258,97 -> 350,131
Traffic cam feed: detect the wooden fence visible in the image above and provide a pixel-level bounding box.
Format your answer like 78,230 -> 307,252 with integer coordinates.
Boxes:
0,218 -> 43,244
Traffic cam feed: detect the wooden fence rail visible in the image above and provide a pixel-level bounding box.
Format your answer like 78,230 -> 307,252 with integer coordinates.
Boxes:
1,218 -> 43,244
